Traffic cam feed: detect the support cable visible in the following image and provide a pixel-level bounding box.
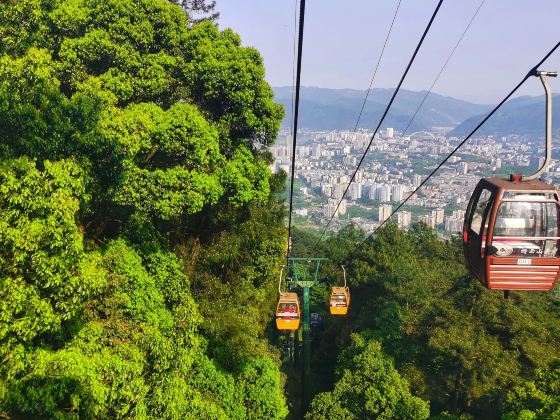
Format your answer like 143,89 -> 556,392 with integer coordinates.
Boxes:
399,0 -> 485,140
356,40 -> 560,249
321,0 -> 484,244
352,0 -> 402,133
289,0 -> 299,145
287,0 -> 306,257
315,0 -> 445,247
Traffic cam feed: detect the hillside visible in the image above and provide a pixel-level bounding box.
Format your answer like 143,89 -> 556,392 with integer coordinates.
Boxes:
2,1 -> 560,419
0,1 -> 288,418
273,86 -> 491,131
293,224 -> 560,419
449,94 -> 560,136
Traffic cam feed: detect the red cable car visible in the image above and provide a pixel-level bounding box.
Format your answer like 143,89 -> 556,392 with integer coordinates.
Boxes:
463,177 -> 560,291
463,70 -> 559,292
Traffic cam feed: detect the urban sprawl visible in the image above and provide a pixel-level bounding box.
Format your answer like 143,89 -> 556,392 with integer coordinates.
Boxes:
271,128 -> 560,238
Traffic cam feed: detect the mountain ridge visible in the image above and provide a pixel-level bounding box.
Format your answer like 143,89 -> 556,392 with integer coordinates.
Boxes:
449,94 -> 560,136
273,86 -> 491,132
274,87 -> 559,135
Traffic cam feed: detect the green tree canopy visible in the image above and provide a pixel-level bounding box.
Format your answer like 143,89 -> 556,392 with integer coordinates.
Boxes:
306,334 -> 430,420
503,360 -> 560,419
0,0 -> 287,418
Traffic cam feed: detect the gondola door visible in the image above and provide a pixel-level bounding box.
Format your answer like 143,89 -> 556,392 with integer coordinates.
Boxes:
464,183 -> 495,283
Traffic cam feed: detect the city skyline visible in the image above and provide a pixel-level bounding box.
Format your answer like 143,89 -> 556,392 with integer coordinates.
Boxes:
270,127 -> 559,237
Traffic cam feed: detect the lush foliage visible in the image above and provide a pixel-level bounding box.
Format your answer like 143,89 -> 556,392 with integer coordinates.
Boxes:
300,223 -> 560,419
503,360 -> 560,419
306,334 -> 430,419
0,0 -> 287,418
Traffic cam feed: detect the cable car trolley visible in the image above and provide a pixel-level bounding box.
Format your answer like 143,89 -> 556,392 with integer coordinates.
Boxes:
276,266 -> 301,331
329,265 -> 350,315
463,70 -> 560,292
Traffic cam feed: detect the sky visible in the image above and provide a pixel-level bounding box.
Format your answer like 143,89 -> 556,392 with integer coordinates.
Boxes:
215,0 -> 560,104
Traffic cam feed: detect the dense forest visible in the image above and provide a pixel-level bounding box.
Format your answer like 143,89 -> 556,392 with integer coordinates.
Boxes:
295,225 -> 560,419
0,0 -> 287,417
0,0 -> 559,419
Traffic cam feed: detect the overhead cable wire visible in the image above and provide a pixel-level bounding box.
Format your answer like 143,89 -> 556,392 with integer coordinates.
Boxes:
328,0 -> 486,244
315,0 -> 445,247
399,0 -> 485,140
287,0 -> 306,257
356,40 -> 560,249
289,0 -> 299,143
326,0 -> 485,242
351,0 -> 402,133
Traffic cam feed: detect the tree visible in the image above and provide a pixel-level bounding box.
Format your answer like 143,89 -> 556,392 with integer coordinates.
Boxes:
172,0 -> 219,23
0,0 -> 288,417
301,223 -> 560,418
306,334 -> 430,420
503,360 -> 560,419
0,158 -> 106,379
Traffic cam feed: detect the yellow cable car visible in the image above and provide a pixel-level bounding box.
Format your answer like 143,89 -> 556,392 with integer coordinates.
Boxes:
329,265 -> 350,316
276,292 -> 301,331
276,266 -> 301,331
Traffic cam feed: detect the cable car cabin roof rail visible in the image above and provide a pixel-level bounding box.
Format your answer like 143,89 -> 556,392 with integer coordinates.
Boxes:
480,178 -> 558,192
492,236 -> 560,240
500,199 -> 559,203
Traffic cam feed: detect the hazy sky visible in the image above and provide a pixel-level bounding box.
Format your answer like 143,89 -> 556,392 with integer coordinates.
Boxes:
216,0 -> 560,104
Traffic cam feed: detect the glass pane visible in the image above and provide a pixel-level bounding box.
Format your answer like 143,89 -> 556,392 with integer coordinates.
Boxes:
492,200 -> 560,257
470,189 -> 492,235
278,303 -> 298,317
502,191 -> 557,200
331,294 -> 347,305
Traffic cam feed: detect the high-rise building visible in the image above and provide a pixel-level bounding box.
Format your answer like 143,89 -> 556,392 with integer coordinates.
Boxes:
460,162 -> 468,175
369,184 -> 377,200
350,183 -> 362,201
452,209 -> 465,220
413,174 -> 424,188
418,214 -> 436,229
432,208 -> 445,225
377,184 -> 391,202
379,204 -> 392,223
391,184 -> 404,202
339,199 -> 347,216
386,127 -> 394,138
444,215 -> 463,232
312,143 -> 321,158
333,184 -> 345,199
397,211 -> 411,229
324,199 -> 346,218
343,156 -> 357,166
356,169 -> 364,182
530,156 -> 546,171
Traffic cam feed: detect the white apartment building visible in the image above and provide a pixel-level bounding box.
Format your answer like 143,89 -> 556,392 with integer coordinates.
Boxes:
397,211 -> 411,229
432,208 -> 445,225
418,214 -> 436,229
379,204 -> 392,223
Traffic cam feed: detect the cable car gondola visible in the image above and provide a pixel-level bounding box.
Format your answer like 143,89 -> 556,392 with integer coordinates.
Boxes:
276,266 -> 301,331
463,70 -> 560,292
329,265 -> 350,315
276,293 -> 301,330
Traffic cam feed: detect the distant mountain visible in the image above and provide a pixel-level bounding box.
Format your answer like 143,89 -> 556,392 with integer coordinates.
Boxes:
273,86 -> 491,132
449,94 -> 560,137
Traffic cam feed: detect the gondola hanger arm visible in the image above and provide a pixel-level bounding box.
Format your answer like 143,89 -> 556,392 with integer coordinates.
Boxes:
278,265 -> 286,296
524,70 -> 557,181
